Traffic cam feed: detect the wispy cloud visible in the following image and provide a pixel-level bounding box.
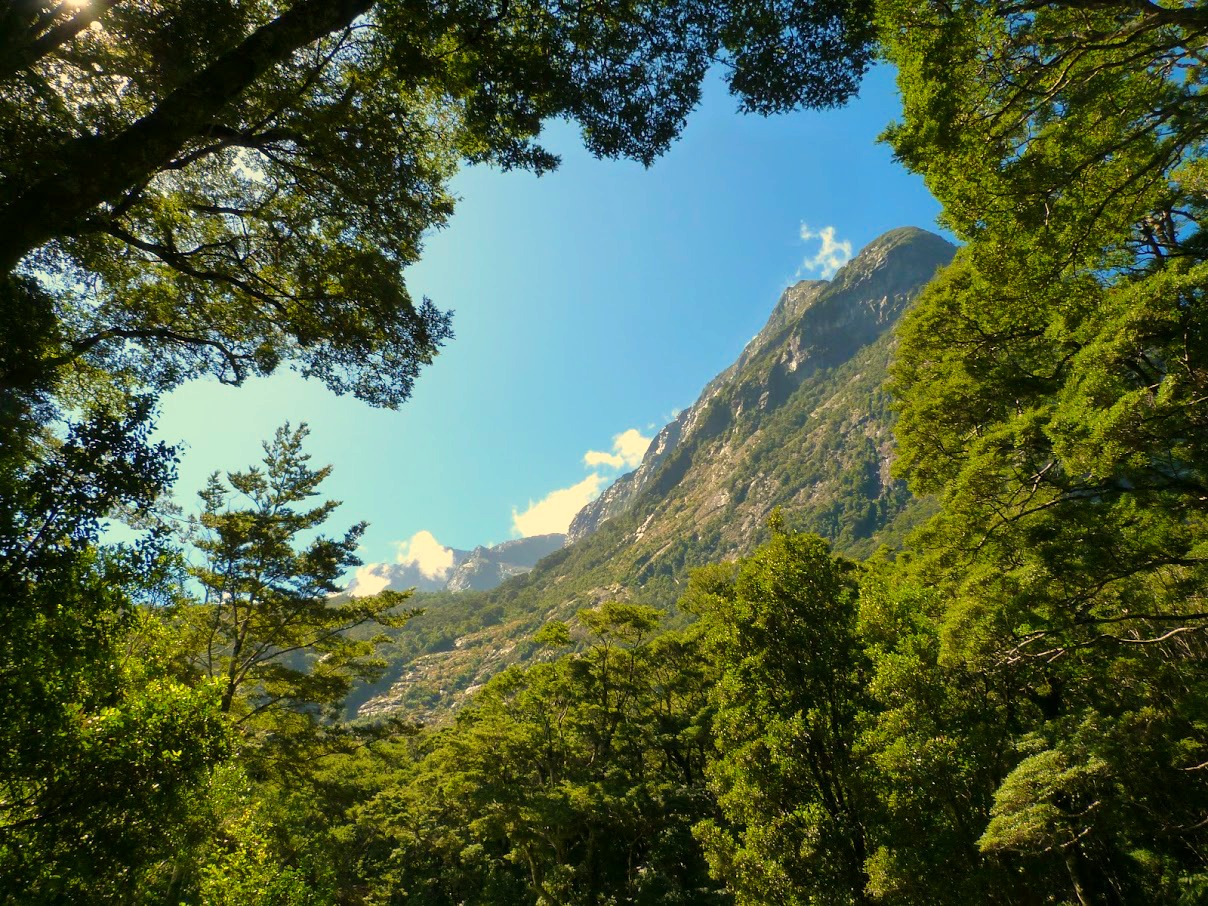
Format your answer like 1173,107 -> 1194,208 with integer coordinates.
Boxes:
584,428 -> 651,471
798,223 -> 853,279
395,529 -> 455,580
511,427 -> 654,537
512,474 -> 607,537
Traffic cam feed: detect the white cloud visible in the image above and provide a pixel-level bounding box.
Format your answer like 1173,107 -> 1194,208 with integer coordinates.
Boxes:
394,529 -> 455,580
583,450 -> 624,468
512,474 -> 607,537
798,223 -> 853,279
347,563 -> 391,598
613,428 -> 651,466
584,428 -> 651,471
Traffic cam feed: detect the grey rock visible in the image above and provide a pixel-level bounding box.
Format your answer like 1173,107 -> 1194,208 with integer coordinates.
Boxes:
567,226 -> 954,543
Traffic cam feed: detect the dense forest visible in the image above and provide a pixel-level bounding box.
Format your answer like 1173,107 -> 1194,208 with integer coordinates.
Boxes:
2,0 -> 1205,903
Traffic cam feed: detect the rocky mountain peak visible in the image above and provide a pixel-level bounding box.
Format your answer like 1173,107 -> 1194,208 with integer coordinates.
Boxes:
566,227 -> 955,543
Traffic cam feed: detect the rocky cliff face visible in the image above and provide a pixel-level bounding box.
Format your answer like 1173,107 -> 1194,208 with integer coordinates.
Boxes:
567,227 -> 954,543
356,227 -> 956,721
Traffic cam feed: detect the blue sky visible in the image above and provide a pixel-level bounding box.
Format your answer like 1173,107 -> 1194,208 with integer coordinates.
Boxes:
155,65 -> 944,576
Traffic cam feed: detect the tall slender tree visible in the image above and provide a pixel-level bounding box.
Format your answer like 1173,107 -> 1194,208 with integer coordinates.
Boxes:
691,523 -> 872,906
181,422 -> 412,769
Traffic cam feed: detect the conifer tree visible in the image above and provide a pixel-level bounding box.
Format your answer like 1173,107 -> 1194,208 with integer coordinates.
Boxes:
181,422 -> 412,767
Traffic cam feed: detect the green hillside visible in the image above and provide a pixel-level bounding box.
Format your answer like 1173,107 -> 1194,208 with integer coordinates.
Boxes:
353,227 -> 955,720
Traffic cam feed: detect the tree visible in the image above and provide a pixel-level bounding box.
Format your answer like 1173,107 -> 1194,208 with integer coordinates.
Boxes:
876,3 -> 1208,899
361,604 -> 725,905
689,524 -> 873,906
853,574 -> 1018,905
880,0 -> 1208,659
2,0 -> 876,407
0,398 -> 229,902
179,422 -> 412,769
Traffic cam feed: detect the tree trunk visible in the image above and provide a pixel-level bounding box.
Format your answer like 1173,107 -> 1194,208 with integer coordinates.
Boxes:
0,0 -> 374,273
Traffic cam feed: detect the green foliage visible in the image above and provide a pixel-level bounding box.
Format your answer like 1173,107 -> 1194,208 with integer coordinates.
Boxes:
134,764 -> 320,906
352,521 -> 1207,905
0,395 -> 230,902
359,605 -> 725,904
1,0 -> 875,407
691,528 -> 872,905
876,3 -> 1208,901
979,742 -> 1110,858
0,612 -> 229,903
883,0 -> 1208,663
177,423 -> 414,770
854,576 -> 1015,904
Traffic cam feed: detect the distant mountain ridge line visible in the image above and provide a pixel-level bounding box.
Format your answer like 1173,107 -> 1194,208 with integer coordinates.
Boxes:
347,532 -> 567,595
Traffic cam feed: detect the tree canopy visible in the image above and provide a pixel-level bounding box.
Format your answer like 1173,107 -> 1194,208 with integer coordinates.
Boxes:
1,0 -> 875,407
5,1 -> 1208,903
880,0 -> 1208,662
875,1 -> 1208,898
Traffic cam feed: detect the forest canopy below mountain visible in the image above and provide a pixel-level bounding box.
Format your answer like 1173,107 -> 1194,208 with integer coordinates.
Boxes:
1,1 -> 1205,903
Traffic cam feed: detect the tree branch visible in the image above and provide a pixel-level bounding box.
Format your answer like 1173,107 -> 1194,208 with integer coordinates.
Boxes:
95,222 -> 292,314
0,0 -> 374,272
49,325 -> 248,382
0,0 -> 123,80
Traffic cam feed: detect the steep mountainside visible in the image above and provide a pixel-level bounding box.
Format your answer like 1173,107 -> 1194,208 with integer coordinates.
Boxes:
356,227 -> 955,720
569,226 -> 955,545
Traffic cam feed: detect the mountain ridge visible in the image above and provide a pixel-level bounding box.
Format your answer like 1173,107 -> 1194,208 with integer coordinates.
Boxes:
355,226 -> 956,720
568,226 -> 954,543
346,533 -> 567,596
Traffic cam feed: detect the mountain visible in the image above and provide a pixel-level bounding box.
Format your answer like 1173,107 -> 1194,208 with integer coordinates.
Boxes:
445,535 -> 569,591
355,227 -> 956,720
568,226 -> 955,546
346,533 -> 566,596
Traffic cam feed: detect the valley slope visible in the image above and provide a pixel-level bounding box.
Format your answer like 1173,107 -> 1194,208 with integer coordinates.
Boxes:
355,227 -> 956,720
